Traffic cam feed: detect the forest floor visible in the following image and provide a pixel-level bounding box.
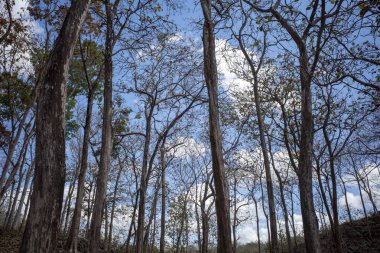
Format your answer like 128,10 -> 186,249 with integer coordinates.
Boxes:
299,212 -> 380,253
0,212 -> 379,253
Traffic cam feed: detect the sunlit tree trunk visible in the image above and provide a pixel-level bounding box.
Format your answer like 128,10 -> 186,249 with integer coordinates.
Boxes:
200,1 -> 233,252
88,1 -> 113,251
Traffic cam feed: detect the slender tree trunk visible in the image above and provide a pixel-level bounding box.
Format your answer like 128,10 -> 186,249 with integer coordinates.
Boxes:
195,184 -> 202,253
66,75 -> 95,252
232,175 -> 237,253
4,179 -> 16,227
20,178 -> 33,232
6,163 -> 25,229
88,1 -> 113,252
136,113 -> 152,253
126,191 -> 139,253
143,175 -> 161,246
12,163 -> 33,229
108,158 -> 123,248
86,181 -> 94,237
253,198 -> 261,253
289,190 -> 298,248
200,1 -> 233,252
268,136 -> 293,253
0,109 -> 30,196
339,174 -> 352,223
260,176 -> 271,249
296,48 -> 322,253
62,165 -> 79,235
238,31 -> 279,250
356,176 -> 368,218
315,161 -> 333,228
20,1 -> 91,251
159,146 -> 166,253
104,202 -> 109,250
322,99 -> 343,253
0,127 -> 32,200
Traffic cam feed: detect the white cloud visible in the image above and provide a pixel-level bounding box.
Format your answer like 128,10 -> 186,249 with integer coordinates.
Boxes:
215,40 -> 251,95
338,191 -> 363,210
168,137 -> 206,158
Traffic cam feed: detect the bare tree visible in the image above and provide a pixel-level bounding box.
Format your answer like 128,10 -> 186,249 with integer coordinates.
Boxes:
200,0 -> 233,252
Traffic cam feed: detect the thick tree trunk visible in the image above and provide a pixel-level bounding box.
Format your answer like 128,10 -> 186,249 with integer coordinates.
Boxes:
200,1 -> 233,252
19,0 -> 91,251
88,1 -> 113,252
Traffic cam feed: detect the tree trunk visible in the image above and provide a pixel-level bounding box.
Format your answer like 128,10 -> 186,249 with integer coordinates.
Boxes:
135,105 -> 154,253
20,177 -> 33,232
297,49 -> 321,253
88,1 -> 113,252
260,176 -> 271,249
20,0 -> 91,251
4,179 -> 16,227
253,198 -> 261,253
12,163 -> 33,229
200,1 -> 233,252
66,87 -> 94,252
238,31 -> 279,251
159,146 -> 166,253
269,143 -> 293,253
0,109 -> 30,196
339,174 -> 352,223
108,157 -> 123,249
61,164 -> 80,235
5,161 -> 25,229
143,175 -> 161,247
0,126 -> 32,200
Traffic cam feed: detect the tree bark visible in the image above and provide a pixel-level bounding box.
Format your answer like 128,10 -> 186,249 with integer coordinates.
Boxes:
200,1 -> 233,252
88,1 -> 113,252
66,46 -> 96,253
20,0 -> 91,251
159,146 -> 166,253
253,198 -> 261,253
268,140 -> 293,253
108,157 -> 123,249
